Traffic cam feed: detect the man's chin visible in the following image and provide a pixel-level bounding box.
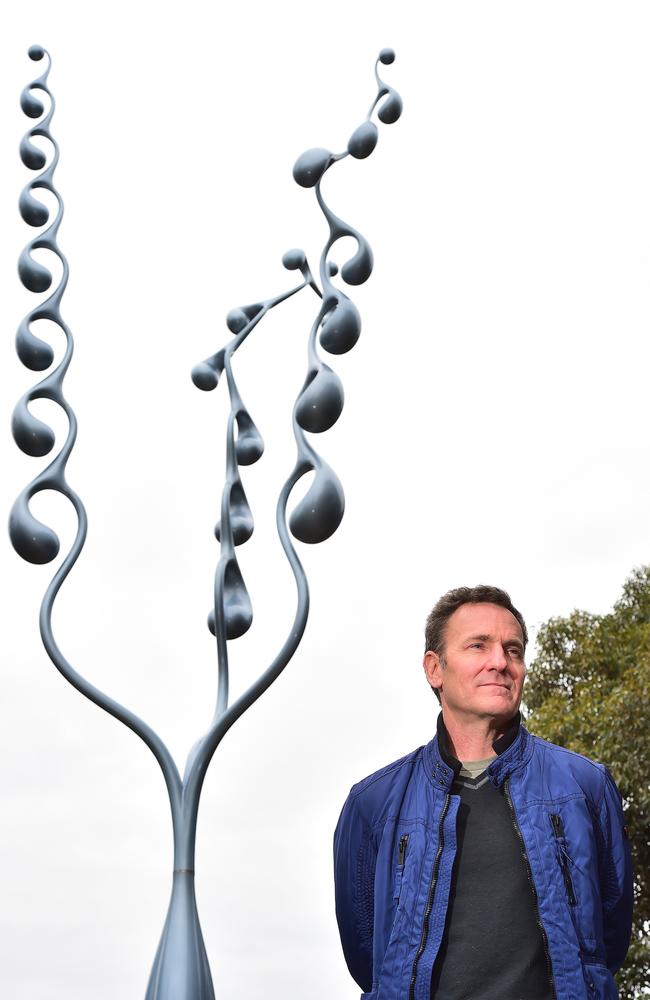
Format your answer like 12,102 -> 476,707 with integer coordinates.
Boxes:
473,697 -> 520,721
477,687 -> 517,706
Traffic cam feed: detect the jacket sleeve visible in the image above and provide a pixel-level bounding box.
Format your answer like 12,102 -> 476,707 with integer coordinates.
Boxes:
598,767 -> 634,975
333,788 -> 377,993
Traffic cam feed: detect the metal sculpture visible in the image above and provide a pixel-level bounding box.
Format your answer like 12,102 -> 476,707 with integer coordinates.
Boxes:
11,43 -> 401,998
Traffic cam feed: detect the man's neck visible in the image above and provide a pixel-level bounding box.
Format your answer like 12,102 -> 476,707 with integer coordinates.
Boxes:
441,709 -> 518,762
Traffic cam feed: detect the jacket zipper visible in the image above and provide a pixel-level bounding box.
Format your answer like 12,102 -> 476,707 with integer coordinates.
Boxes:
398,833 -> 409,866
505,778 -> 557,1000
408,793 -> 450,1000
394,833 -> 410,901
550,813 -> 577,906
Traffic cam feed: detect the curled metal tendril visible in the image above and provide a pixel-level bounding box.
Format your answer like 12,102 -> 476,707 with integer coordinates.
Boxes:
11,45 -> 183,827
11,45 -> 67,566
193,49 -> 401,726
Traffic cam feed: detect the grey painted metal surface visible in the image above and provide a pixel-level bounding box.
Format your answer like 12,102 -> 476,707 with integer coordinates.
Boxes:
11,44 -> 401,998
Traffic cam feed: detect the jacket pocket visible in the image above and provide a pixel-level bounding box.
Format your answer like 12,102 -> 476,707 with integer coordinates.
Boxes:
549,813 -> 577,905
549,811 -> 598,956
581,960 -> 618,999
393,832 -> 409,903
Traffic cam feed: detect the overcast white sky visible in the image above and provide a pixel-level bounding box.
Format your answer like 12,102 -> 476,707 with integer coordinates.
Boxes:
2,2 -> 650,998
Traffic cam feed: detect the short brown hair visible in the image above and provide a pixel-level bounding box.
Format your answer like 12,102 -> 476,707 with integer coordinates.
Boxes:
424,585 -> 528,702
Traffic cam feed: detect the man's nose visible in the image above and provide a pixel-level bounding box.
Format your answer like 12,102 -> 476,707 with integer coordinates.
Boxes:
486,644 -> 508,670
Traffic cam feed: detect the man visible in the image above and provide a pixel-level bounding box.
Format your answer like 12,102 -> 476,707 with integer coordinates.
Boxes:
334,585 -> 633,1000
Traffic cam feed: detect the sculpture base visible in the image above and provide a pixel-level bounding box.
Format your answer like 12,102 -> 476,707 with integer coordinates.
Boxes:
145,870 -> 215,1000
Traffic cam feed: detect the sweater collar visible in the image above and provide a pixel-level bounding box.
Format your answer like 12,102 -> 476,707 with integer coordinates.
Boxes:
428,711 -> 530,790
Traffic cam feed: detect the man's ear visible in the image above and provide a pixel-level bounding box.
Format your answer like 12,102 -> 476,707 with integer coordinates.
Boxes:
423,650 -> 443,692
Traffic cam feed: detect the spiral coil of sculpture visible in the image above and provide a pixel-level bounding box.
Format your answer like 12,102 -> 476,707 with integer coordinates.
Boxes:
11,43 -> 401,998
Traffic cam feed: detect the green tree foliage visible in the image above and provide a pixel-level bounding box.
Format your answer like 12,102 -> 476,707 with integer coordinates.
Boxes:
525,566 -> 650,999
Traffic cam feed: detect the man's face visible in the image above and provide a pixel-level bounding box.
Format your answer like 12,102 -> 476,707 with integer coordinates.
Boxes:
423,602 -> 526,723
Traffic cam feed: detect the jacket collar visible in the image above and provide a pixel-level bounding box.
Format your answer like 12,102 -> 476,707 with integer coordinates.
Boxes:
426,711 -> 532,790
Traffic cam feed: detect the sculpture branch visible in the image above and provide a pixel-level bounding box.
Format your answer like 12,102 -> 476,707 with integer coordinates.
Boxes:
11,45 -> 183,817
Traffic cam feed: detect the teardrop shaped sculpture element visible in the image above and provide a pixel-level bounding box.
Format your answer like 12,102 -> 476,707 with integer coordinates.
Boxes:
347,121 -> 378,159
214,479 -> 254,545
235,411 -> 264,466
289,464 -> 345,544
319,298 -> 361,355
226,308 -> 249,334
191,349 -> 225,391
378,91 -> 403,124
20,85 -> 44,119
16,317 -> 54,371
341,238 -> 373,286
9,492 -> 60,564
292,147 -> 332,188
19,186 -> 50,227
191,362 -> 218,391
208,558 -> 253,639
12,395 -> 55,457
295,365 -> 344,433
19,133 -> 47,170
145,872 -> 215,1000
282,247 -> 307,271
18,245 -> 52,293
222,557 -> 253,638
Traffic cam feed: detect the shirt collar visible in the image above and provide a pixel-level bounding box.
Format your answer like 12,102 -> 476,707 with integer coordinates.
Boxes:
428,710 -> 528,790
437,710 -> 520,766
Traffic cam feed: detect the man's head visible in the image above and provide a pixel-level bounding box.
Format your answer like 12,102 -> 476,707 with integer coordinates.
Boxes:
423,585 -> 528,722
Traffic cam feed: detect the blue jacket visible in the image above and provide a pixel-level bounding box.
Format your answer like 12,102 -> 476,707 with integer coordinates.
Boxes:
334,724 -> 633,1000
